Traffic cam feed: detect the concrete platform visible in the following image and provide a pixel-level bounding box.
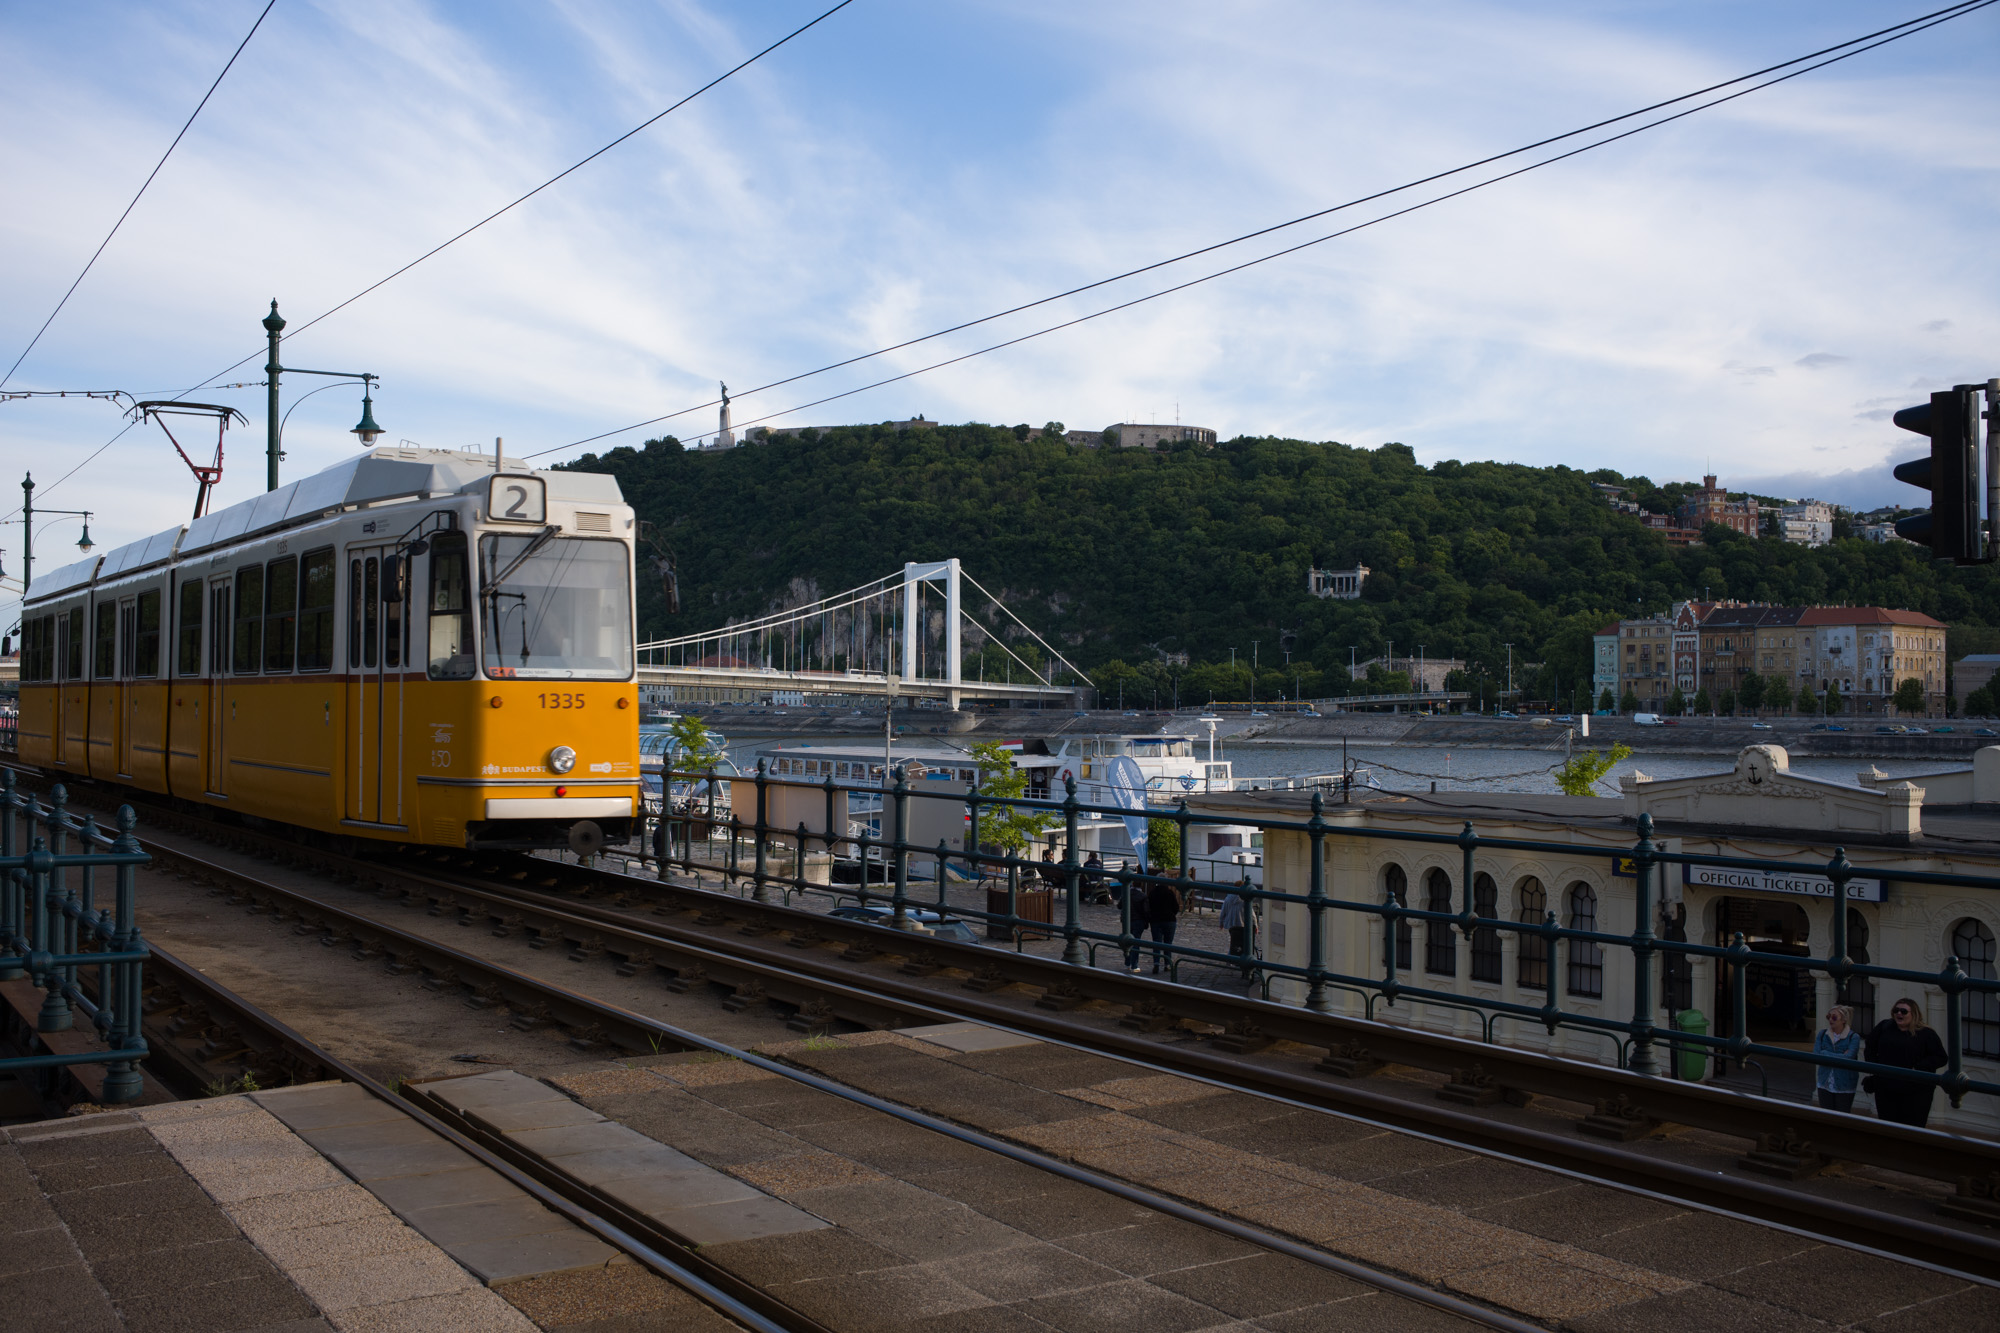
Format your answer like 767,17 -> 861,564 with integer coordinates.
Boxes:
0,1085 -> 721,1332
533,1031 -> 2000,1332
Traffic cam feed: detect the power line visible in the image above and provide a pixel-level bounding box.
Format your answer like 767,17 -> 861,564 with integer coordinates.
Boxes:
12,0 -> 856,523
0,0 -> 277,392
543,0 -> 1996,455
179,0 -> 857,395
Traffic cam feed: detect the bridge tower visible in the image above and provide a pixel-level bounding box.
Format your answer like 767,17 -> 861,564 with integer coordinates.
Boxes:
902,559 -> 962,709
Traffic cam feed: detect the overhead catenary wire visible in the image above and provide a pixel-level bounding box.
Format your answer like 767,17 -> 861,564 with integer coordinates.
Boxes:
0,1 -> 277,394
175,0 -> 858,399
537,0 -> 1997,457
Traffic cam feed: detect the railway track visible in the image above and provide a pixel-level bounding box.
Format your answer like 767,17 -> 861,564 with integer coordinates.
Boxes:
118,823 -> 1539,1329
24,773 -> 2000,1286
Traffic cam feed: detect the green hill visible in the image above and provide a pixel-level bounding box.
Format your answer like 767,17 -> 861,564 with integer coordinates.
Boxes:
565,424 -> 2000,705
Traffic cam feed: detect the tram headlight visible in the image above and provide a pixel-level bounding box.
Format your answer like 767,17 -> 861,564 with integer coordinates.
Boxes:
548,745 -> 577,775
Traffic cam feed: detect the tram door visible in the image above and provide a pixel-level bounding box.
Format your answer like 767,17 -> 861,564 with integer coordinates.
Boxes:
206,580 -> 230,796
344,547 -> 407,827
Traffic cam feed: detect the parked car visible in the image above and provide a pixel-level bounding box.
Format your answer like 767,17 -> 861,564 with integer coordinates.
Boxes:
1750,722 -> 1772,730
1300,710 -> 1322,718
1826,723 -> 1848,732
1875,725 -> 1901,734
1494,711 -> 1519,719
829,905 -> 980,945
1906,726 -> 1929,735
1976,727 -> 1999,737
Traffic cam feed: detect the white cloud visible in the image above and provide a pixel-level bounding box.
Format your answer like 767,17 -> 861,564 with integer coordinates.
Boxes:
2,0 -> 1996,621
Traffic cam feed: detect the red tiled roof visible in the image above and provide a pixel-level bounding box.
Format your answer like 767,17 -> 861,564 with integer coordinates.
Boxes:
1796,607 -> 1946,628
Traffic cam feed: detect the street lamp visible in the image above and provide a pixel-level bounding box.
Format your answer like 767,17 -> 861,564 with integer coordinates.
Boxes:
10,473 -> 95,597
262,300 -> 382,490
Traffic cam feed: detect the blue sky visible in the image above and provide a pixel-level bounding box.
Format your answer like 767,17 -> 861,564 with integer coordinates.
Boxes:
3,0 -> 1997,619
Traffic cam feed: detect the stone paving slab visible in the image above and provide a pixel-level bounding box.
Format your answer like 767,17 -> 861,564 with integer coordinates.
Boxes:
251,1082 -> 623,1289
417,1068 -> 829,1249
894,1021 -> 1043,1054
691,1031 -> 2000,1331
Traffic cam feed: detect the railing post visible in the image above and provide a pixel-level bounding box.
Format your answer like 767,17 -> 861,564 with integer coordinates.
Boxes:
1456,821 -> 1477,938
1306,791 -> 1330,1012
1826,846 -> 1852,1003
29,837 -> 68,1032
100,805 -> 146,1104
935,839 -> 951,912
1941,954 -> 1970,1109
0,769 -> 19,982
1060,775 -> 1086,966
1628,812 -> 1660,1076
1726,931 -> 1752,1070
890,766 -> 914,930
1540,909 -> 1560,1033
823,774 -> 839,865
751,758 -> 772,904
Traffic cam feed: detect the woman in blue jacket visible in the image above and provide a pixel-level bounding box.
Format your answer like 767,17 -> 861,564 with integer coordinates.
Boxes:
1812,1004 -> 1861,1112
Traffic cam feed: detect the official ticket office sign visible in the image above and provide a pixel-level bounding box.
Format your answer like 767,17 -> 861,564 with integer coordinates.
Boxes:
1681,863 -> 1886,903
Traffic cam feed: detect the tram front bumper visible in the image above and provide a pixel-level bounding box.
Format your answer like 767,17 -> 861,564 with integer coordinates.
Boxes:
483,797 -> 633,820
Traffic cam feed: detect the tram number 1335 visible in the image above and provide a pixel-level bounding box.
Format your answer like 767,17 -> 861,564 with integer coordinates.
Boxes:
539,692 -> 586,709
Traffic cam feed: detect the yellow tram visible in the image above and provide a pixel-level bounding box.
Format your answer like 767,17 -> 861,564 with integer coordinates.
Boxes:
15,446 -> 640,853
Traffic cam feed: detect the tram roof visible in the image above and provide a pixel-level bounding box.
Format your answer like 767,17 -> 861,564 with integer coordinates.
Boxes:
25,447 -> 624,603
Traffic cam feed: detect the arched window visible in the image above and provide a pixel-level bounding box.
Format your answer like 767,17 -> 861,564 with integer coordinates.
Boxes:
1566,882 -> 1603,998
1839,908 -> 1875,1033
1516,878 -> 1547,990
1382,864 -> 1411,971
1470,873 -> 1500,983
1424,868 -> 1455,977
1951,918 -> 1999,1058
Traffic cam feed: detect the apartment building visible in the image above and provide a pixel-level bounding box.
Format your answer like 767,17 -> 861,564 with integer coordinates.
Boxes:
1799,608 -> 1948,716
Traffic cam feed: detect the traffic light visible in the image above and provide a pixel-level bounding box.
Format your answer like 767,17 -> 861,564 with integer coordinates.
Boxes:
1892,384 -> 1986,563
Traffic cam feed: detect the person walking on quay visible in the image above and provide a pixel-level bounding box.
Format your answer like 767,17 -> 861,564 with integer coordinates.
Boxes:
1084,851 -> 1108,903
1813,1004 -> 1861,1112
1863,997 -> 1948,1127
1220,883 -> 1253,979
1147,868 -> 1185,975
1116,863 -> 1150,972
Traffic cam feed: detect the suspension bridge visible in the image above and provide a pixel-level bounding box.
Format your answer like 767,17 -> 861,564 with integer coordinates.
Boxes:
634,559 -> 1091,708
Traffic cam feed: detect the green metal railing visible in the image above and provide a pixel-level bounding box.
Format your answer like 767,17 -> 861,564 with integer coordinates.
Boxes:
0,772 -> 150,1102
650,761 -> 2000,1111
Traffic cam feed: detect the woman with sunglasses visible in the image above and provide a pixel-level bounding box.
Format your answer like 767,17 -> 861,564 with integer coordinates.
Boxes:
1863,998 -> 1949,1127
1812,1004 -> 1861,1112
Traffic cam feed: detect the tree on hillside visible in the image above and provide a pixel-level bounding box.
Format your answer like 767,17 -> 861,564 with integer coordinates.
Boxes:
1893,677 -> 1926,715
1666,686 -> 1687,716
1965,683 -> 1997,717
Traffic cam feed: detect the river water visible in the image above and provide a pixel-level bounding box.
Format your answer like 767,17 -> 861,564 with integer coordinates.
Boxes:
719,733 -> 1949,796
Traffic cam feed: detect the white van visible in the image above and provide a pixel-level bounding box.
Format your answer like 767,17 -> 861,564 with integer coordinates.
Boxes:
1631,713 -> 1666,726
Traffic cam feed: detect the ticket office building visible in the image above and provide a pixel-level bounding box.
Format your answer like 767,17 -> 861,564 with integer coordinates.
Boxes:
1195,747 -> 1999,1136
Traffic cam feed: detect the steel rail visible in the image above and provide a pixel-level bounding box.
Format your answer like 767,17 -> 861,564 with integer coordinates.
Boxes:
138,840 -> 1534,1329
126,813 -> 2000,1279
136,940 -> 809,1333
21,773 -> 1997,1276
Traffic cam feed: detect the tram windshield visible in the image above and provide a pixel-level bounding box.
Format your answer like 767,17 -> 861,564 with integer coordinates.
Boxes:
477,533 -> 632,679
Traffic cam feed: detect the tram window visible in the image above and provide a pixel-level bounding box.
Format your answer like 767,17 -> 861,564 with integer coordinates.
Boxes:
22,615 -> 50,682
264,555 -> 298,672
363,558 -> 379,668
232,565 -> 263,673
297,549 -> 335,671
476,533 -> 631,679
427,532 -> 474,680
133,590 -> 161,678
94,601 -> 116,679
383,554 -> 404,669
348,560 -> 363,668
176,581 -> 203,676
64,608 -> 83,680
119,602 -> 137,678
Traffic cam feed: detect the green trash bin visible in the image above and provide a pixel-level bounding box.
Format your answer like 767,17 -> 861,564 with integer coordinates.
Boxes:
1673,1009 -> 1708,1081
